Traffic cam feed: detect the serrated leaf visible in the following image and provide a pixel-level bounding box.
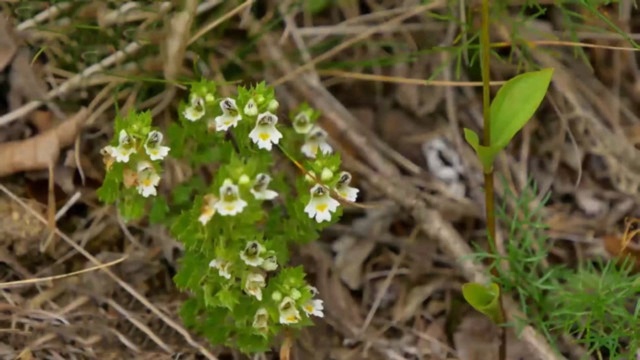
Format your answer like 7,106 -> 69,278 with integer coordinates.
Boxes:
119,195 -> 146,222
215,288 -> 238,311
96,173 -> 119,204
490,68 -> 553,149
149,196 -> 169,224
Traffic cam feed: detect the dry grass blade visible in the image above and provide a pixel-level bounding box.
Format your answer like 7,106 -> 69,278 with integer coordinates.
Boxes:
0,257 -> 126,289
272,2 -> 444,86
0,184 -> 218,360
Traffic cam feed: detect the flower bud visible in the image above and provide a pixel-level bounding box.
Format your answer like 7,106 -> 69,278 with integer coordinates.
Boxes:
268,99 -> 279,112
272,291 -> 283,302
290,289 -> 301,300
321,168 -> 334,181
239,174 -> 251,185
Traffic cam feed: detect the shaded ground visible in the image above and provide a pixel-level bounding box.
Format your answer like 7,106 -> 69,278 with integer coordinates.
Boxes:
1,1 -> 640,359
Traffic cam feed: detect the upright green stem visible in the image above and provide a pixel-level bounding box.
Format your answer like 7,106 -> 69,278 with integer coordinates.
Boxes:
479,1 -> 506,360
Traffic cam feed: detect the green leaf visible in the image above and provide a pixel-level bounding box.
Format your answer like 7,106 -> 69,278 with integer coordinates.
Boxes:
214,288 -> 239,311
305,0 -> 331,14
149,196 -> 169,224
462,282 -> 503,324
490,68 -> 553,149
463,128 -> 501,173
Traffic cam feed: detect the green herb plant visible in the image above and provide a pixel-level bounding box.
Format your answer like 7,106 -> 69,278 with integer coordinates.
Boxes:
472,179 -> 640,359
97,80 -> 360,354
461,0 -> 553,359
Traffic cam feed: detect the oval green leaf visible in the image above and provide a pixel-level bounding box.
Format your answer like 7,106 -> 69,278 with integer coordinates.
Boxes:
462,282 -> 503,324
490,68 -> 553,149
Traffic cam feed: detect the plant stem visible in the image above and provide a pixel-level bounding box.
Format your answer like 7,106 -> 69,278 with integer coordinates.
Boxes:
479,1 -> 506,360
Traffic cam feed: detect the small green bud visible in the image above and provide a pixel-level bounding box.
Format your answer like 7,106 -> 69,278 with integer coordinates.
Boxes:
267,99 -> 279,112
320,168 -> 334,181
239,174 -> 251,185
290,289 -> 301,300
272,291 -> 282,302
205,93 -> 215,103
304,171 -> 316,183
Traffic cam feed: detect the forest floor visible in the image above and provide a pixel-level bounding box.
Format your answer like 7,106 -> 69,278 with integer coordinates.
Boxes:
1,1 -> 640,359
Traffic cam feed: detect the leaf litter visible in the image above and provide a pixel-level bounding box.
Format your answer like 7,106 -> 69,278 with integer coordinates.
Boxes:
0,1 -> 640,359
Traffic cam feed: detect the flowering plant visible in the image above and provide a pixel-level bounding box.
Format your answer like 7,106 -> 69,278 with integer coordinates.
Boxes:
97,80 -> 359,353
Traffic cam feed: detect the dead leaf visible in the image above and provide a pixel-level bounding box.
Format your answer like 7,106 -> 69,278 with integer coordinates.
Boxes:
454,312 -> 537,360
0,107 -> 87,177
392,277 -> 450,323
0,15 -> 18,70
332,235 -> 376,290
0,194 -> 47,256
161,0 -> 197,81
8,47 -> 65,119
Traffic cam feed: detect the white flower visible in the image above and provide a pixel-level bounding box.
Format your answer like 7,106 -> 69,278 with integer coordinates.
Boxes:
183,95 -> 205,121
293,112 -> 313,134
214,98 -> 242,131
301,127 -> 333,158
248,112 -> 282,151
278,297 -> 301,325
240,241 -> 266,267
261,255 -> 278,272
144,130 -> 170,161
209,258 -> 232,279
302,298 -> 324,318
214,179 -> 248,216
100,145 -> 116,169
244,272 -> 266,301
114,130 -> 136,163
244,98 -> 258,117
198,194 -> 217,225
307,285 -> 319,296
252,308 -> 269,333
136,161 -> 160,197
335,171 -> 359,202
250,173 -> 278,200
304,184 -> 340,223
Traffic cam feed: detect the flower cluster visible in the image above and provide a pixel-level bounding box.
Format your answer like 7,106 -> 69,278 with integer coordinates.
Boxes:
96,81 -> 362,354
99,112 -> 170,200
181,83 -> 359,226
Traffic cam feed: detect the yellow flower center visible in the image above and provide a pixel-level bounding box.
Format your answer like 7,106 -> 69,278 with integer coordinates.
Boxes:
142,178 -> 153,186
315,203 -> 328,212
286,315 -> 297,322
259,132 -> 270,141
224,204 -> 235,211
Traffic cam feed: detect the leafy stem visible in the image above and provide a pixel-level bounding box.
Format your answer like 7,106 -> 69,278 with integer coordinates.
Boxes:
479,1 -> 506,359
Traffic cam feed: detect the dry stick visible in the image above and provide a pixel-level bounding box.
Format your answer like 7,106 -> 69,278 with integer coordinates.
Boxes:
346,158 -> 564,360
0,184 -> 218,360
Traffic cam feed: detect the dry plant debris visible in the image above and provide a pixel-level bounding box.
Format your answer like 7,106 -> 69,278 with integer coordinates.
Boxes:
0,1 -> 639,359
